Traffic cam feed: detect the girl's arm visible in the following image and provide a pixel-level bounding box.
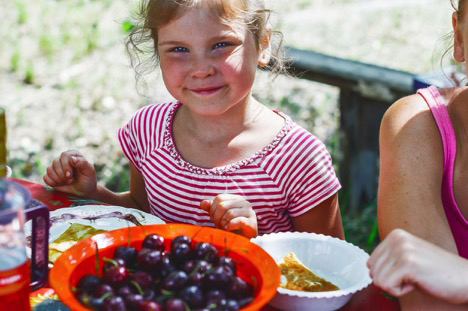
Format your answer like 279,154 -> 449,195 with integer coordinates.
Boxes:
44,150 -> 150,212
89,163 -> 150,213
291,193 -> 344,239
378,94 -> 465,310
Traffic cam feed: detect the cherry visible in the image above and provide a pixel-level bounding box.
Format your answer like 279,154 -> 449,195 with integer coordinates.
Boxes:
171,235 -> 191,249
206,289 -> 226,302
159,255 -> 176,278
170,243 -> 191,266
204,266 -> 233,290
193,242 -> 218,263
77,274 -> 101,294
94,283 -> 114,298
227,276 -> 251,299
103,257 -> 125,273
129,271 -> 154,290
217,256 -> 236,274
103,296 -> 126,311
179,285 -> 204,308
139,300 -> 163,311
165,298 -> 187,311
114,246 -> 138,268
183,259 -> 210,274
117,284 -> 136,297
124,293 -> 144,310
103,265 -> 128,287
137,248 -> 162,271
163,271 -> 188,291
142,234 -> 165,251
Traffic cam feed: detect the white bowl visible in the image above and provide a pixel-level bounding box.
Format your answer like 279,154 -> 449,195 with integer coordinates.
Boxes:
251,232 -> 372,311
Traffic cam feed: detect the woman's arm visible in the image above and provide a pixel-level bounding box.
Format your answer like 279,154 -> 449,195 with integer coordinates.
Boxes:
291,193 -> 344,239
368,229 -> 468,305
378,94 -> 465,310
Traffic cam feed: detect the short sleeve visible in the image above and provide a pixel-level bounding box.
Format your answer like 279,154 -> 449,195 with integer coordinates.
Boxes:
288,140 -> 341,217
118,113 -> 144,174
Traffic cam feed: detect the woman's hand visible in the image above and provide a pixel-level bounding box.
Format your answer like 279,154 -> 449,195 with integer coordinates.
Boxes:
368,229 -> 468,304
200,194 -> 258,239
43,150 -> 97,198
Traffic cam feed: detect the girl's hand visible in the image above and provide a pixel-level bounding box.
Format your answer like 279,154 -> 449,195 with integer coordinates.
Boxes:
43,150 -> 97,198
367,229 -> 468,304
200,194 -> 258,239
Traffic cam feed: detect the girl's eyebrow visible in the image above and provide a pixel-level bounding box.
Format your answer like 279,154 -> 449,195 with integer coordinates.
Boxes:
158,40 -> 185,46
158,35 -> 238,46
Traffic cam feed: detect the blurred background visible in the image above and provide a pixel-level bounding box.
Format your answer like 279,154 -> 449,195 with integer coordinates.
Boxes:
0,0 -> 458,252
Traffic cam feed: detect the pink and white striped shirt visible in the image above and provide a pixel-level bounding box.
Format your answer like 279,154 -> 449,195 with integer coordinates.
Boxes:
118,102 -> 341,234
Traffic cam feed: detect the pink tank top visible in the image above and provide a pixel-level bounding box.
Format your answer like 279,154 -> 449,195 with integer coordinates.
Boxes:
417,86 -> 468,259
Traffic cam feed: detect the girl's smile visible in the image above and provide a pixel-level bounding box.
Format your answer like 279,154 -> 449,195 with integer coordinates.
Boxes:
189,85 -> 226,96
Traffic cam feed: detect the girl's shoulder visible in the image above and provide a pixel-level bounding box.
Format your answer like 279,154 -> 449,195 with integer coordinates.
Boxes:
130,102 -> 178,121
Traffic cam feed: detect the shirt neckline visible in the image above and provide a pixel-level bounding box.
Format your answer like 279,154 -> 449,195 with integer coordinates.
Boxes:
163,102 -> 294,175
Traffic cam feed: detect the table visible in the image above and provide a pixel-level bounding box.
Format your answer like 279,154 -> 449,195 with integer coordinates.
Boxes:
15,178 -> 400,311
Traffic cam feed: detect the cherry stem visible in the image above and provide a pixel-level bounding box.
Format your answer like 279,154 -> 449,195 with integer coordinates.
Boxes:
161,289 -> 174,296
130,280 -> 144,296
127,223 -> 132,248
94,242 -> 101,277
99,292 -> 113,301
102,257 -> 120,267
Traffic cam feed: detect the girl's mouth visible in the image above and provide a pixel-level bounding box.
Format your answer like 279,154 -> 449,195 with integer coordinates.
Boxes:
190,85 -> 224,95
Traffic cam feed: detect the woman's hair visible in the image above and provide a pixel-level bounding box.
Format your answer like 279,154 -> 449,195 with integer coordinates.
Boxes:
125,0 -> 286,94
451,0 -> 466,21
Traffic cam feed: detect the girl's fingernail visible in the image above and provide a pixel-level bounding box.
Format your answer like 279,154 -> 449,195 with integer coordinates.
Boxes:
71,156 -> 77,163
66,171 -> 71,177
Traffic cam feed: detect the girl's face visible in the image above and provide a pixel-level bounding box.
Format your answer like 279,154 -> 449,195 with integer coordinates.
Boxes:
157,7 -> 265,116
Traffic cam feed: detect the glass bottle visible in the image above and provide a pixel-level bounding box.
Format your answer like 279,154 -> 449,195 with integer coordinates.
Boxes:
0,108 -> 50,308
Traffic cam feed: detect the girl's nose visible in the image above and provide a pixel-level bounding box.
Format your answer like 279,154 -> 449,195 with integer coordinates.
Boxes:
190,56 -> 215,79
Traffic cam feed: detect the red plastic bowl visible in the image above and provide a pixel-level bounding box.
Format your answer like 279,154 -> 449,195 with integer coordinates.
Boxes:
50,224 -> 281,310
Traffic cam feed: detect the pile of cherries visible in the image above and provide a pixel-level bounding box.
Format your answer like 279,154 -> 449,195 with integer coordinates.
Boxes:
74,234 -> 254,311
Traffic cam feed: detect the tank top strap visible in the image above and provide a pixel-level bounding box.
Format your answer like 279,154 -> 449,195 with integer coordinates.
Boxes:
417,86 -> 457,181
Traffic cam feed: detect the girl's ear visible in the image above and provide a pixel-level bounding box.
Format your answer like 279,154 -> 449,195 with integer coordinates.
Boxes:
258,25 -> 272,67
453,12 -> 465,62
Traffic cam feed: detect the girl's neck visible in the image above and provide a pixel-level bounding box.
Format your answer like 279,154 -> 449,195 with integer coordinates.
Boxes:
176,97 -> 264,145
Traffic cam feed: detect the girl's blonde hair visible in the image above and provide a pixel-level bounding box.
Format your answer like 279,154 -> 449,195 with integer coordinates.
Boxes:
126,0 -> 286,94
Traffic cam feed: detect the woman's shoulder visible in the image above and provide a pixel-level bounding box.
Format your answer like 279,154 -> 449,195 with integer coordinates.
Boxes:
380,92 -> 441,147
379,91 -> 444,196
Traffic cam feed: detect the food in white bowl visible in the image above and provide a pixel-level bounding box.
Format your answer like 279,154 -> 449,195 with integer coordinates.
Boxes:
278,252 -> 339,292
251,232 -> 372,311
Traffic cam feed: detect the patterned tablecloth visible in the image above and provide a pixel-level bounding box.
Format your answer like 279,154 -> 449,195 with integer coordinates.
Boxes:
13,178 -> 400,311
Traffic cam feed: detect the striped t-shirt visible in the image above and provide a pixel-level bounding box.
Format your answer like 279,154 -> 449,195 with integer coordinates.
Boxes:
118,102 -> 341,234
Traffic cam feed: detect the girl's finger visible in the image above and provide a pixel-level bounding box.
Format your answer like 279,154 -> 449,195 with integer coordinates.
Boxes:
200,200 -> 212,212
43,174 -> 56,187
220,207 -> 251,228
51,158 -> 68,184
59,153 -> 75,181
70,155 -> 95,177
212,200 -> 247,228
224,216 -> 257,239
46,165 -> 65,186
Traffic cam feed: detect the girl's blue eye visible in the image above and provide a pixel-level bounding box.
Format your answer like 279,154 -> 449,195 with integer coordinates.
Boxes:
171,47 -> 188,53
213,42 -> 231,49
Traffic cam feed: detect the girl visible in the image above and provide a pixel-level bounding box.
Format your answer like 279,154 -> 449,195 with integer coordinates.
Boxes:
43,0 -> 344,240
369,0 -> 468,309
